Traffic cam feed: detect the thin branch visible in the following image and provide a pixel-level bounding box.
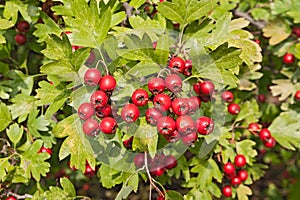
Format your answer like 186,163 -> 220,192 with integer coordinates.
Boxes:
7,192 -> 33,199
233,10 -> 266,30
123,2 -> 134,24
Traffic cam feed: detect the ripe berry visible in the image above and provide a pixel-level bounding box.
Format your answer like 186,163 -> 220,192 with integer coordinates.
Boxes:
181,131 -> 197,145
86,51 -> 96,65
231,176 -> 242,187
84,162 -> 96,177
123,136 -> 134,149
222,185 -> 232,197
176,115 -> 195,135
283,53 -> 295,64
100,117 -> 117,134
82,118 -> 100,136
259,128 -> 271,141
17,20 -> 30,32
234,154 -> 247,167
15,33 -> 27,45
156,116 -> 176,135
157,193 -> 165,200
186,96 -> 201,113
228,103 -> 240,115
148,77 -> 165,95
254,39 -> 260,45
199,81 -> 215,96
134,153 -> 145,168
257,94 -> 266,103
168,57 -> 185,73
264,137 -> 276,148
132,89 -> 149,106
223,162 -> 235,175
99,75 -> 116,92
165,74 -> 182,93
238,169 -> 248,182
171,98 -> 189,115
90,90 -> 108,108
195,116 -> 214,135
84,68 -> 101,86
121,103 -> 140,123
78,102 -> 95,120
183,60 -> 192,76
150,165 -> 165,176
152,41 -> 157,49
164,129 -> 181,143
6,196 -> 17,200
95,104 -> 112,118
292,27 -> 300,37
38,146 -> 52,155
163,155 -> 177,170
145,108 -> 163,125
153,93 -> 172,111
221,91 -> 234,103
294,90 -> 300,102
193,82 -> 201,94
247,122 -> 261,134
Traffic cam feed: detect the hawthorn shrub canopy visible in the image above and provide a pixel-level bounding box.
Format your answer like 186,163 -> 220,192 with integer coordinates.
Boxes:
0,0 -> 300,199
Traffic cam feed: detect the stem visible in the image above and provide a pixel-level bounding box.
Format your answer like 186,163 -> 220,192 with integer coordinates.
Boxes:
96,51 -> 109,75
157,68 -> 170,78
6,192 -> 33,199
22,126 -> 34,143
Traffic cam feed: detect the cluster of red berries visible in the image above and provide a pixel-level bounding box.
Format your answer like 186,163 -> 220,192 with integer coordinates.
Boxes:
248,123 -> 276,148
221,91 -> 241,115
15,20 -> 30,45
68,160 -> 97,178
222,154 -> 248,197
134,153 -> 177,177
78,68 -> 117,136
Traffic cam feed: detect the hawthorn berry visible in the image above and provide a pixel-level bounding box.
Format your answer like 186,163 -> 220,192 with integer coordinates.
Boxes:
163,155 -> 177,170
181,131 -> 197,145
132,89 -> 149,106
231,176 -> 242,187
221,91 -> 234,103
228,103 -> 241,115
259,128 -> 271,141
90,90 -> 108,108
234,154 -> 247,167
17,20 -> 30,32
99,75 -> 116,92
292,27 -> 300,37
283,53 -> 295,64
157,194 -> 165,200
99,117 -> 117,134
195,116 -> 214,135
95,104 -> 112,118
38,146 -> 52,155
145,108 -> 163,125
223,162 -> 235,175
121,103 -> 140,123
164,130 -> 181,143
153,93 -> 172,111
171,98 -> 189,115
264,137 -> 276,148
183,59 -> 192,76
254,39 -> 261,45
78,102 -> 95,120
257,94 -> 266,103
199,81 -> 215,96
15,33 -> 27,45
186,96 -> 201,113
123,136 -> 134,149
165,74 -> 182,93
222,185 -> 232,197
247,122 -> 261,134
238,169 -> 248,182
134,153 -> 145,168
86,51 -> 96,65
176,115 -> 195,135
82,118 -> 100,136
294,90 -> 300,102
148,77 -> 165,95
157,116 -> 176,135
6,196 -> 17,200
168,57 -> 185,73
193,82 -> 201,94
84,68 -> 101,86
84,162 -> 96,177
150,165 -> 165,176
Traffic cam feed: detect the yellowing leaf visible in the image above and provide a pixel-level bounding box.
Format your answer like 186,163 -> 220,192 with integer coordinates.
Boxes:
263,20 -> 290,45
236,185 -> 252,200
270,79 -> 294,101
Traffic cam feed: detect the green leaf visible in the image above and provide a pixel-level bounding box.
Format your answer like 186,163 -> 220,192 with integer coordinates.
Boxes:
6,123 -> 23,145
115,186 -> 133,200
251,8 -> 271,21
60,177 -> 76,197
35,81 -> 65,105
236,140 -> 257,166
166,190 -> 184,200
9,94 -> 36,120
129,14 -> 166,29
0,158 -> 11,181
238,64 -> 263,91
268,111 -> 300,150
262,20 -> 290,46
247,163 -> 268,183
270,79 -> 294,101
40,61 -> 78,82
236,184 -> 252,200
27,109 -> 50,137
126,61 -> 161,80
99,164 -> 116,188
235,99 -> 261,123
129,0 -> 145,9
0,103 -> 12,131
3,0 -> 31,24
42,34 -> 72,61
111,12 -> 126,28
71,47 -> 91,71
0,18 -> 14,29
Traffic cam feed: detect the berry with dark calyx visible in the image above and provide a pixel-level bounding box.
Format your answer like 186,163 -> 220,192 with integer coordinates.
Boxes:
234,154 -> 247,167
90,90 -> 108,108
196,116 -> 214,135
99,117 -> 117,134
148,77 -> 165,95
84,68 -> 101,86
6,196 -> 17,200
222,185 -> 232,197
186,96 -> 201,113
176,115 -> 195,135
231,176 -> 242,187
78,102 -> 95,120
168,57 -> 185,73
164,130 -> 181,143
84,162 -> 96,177
171,98 -> 189,116
38,146 -> 52,155
221,91 -> 234,103
95,104 -> 112,118
163,155 -> 177,170
165,74 -> 182,93
259,128 -> 271,141
83,118 -> 100,136
223,162 -> 235,175
294,90 -> 300,102
134,153 -> 145,168
132,89 -> 149,106
153,93 -> 172,111
17,20 -> 30,32
121,103 -> 140,123
99,75 -> 116,92
157,116 -> 176,135
283,53 -> 295,64
292,27 -> 300,37
247,122 -> 261,135
181,131 -> 198,146
183,59 -> 192,76
238,169 -> 248,182
199,93 -> 211,102
15,33 -> 27,45
123,136 -> 134,149
199,81 -> 215,96
145,108 -> 163,125
264,137 -> 276,148
228,103 -> 240,115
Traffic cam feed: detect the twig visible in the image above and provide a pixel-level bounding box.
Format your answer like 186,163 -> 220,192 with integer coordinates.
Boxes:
123,2 -> 133,24
7,192 -> 33,199
233,10 -> 266,30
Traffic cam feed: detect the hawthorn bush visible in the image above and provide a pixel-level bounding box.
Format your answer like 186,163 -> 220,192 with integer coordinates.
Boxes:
0,0 -> 300,200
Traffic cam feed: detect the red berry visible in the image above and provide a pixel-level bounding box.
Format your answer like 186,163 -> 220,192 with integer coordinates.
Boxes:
152,41 -> 157,49
90,90 -> 108,108
150,165 -> 165,176
181,131 -> 197,146
199,81 -> 215,96
171,98 -> 189,115
84,162 -> 96,177
294,90 -> 300,102
186,96 -> 201,113
6,196 -> 17,200
195,116 -> 214,135
132,89 -> 149,106
134,153 -> 145,168
82,118 -> 100,136
157,116 -> 176,135
223,162 -> 235,175
168,57 -> 185,73
78,102 -> 95,120
95,105 -> 112,118
259,128 -> 271,141
100,117 -> 117,134
163,155 -> 177,170
86,51 -> 96,65
231,176 -> 242,187
234,154 -> 247,167
221,91 -> 234,103
193,82 -> 201,94
157,193 -> 165,200
153,93 -> 172,111
247,122 -> 261,134
123,136 -> 134,149
121,103 -> 140,123
82,183 -> 89,191
176,115 -> 195,135
292,27 -> 300,37
228,103 -> 240,115
15,33 -> 27,45
183,59 -> 192,76
283,53 -> 295,64
17,20 -> 30,32
164,129 -> 181,143
257,94 -> 266,103
99,75 -> 116,92
165,74 -> 182,93
254,39 -> 260,44
148,77 -> 165,95
145,108 -> 163,125
84,68 -> 101,86
238,169 -> 248,182
222,185 -> 232,197
264,137 -> 276,148
38,146 -> 52,155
